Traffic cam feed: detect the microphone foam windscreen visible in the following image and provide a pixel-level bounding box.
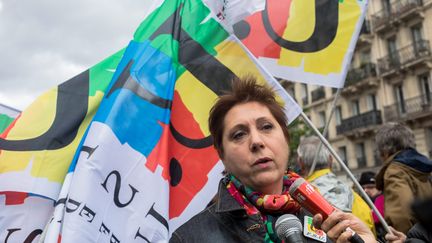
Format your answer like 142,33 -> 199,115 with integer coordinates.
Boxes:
275,214 -> 303,239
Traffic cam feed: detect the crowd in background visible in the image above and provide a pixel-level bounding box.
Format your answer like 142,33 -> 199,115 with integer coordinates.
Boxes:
295,123 -> 432,242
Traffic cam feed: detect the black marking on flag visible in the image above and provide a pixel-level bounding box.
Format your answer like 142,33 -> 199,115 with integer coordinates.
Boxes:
169,123 -> 213,149
149,4 -> 237,96
262,0 -> 339,53
233,20 -> 251,40
106,60 -> 172,109
169,157 -> 182,187
146,203 -> 169,231
81,145 -> 99,159
55,197 -> 67,207
65,198 -> 81,213
0,70 -> 89,151
23,229 -> 43,243
4,229 -> 20,243
5,228 -> 43,243
134,227 -> 151,243
101,170 -> 139,208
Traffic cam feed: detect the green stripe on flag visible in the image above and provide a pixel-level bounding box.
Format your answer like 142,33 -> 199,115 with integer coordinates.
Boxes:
0,114 -> 15,134
89,49 -> 126,96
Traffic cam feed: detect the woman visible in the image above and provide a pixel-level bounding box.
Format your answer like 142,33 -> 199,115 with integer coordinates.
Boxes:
170,76 -> 374,243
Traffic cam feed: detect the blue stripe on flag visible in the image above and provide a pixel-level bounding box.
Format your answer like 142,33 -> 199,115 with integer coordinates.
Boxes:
94,40 -> 176,156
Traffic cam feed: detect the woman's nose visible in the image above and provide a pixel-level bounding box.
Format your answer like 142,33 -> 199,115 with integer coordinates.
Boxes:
250,142 -> 265,152
250,131 -> 265,152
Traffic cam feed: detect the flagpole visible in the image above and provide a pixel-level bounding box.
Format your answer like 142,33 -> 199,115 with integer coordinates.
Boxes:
307,87 -> 342,177
299,111 -> 392,235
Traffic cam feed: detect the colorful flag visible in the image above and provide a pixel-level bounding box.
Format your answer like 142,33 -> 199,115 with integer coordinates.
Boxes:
41,0 -> 301,242
233,0 -> 368,88
0,48 -> 126,241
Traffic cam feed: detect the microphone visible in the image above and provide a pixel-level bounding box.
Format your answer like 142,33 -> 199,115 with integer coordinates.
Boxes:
289,178 -> 365,243
289,177 -> 335,219
275,214 -> 305,243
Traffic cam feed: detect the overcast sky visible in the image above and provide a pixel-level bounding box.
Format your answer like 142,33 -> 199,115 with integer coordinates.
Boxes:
0,0 -> 154,111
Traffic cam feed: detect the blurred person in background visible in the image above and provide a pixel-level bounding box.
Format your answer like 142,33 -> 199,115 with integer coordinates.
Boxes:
359,171 -> 385,242
385,197 -> 432,243
375,122 -> 432,234
296,136 -> 375,233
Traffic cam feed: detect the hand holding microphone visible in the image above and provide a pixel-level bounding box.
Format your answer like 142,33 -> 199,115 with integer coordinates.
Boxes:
289,178 -> 375,243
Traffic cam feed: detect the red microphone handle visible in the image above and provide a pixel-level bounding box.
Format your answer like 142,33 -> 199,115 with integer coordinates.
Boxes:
289,178 -> 335,219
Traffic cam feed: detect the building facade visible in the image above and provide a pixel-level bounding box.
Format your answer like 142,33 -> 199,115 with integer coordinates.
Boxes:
283,0 -> 432,179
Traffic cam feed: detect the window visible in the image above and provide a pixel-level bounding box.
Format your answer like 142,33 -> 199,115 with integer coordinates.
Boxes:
318,111 -> 326,129
338,146 -> 348,166
411,25 -> 425,54
411,25 -> 423,44
418,73 -> 431,104
387,37 -> 399,63
359,50 -> 371,65
351,99 -> 360,116
356,143 -> 367,168
382,0 -> 391,15
394,84 -> 406,113
335,106 -> 342,125
301,84 -> 309,105
366,94 -> 377,111
285,86 -> 296,102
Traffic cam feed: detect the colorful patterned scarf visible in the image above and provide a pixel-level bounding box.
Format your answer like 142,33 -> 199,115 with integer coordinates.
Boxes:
226,171 -> 302,243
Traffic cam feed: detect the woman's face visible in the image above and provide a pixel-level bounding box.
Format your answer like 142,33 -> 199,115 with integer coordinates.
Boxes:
221,101 -> 289,194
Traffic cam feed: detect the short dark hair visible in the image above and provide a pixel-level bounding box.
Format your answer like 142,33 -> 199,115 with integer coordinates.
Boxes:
375,122 -> 416,157
208,75 -> 289,157
358,171 -> 376,186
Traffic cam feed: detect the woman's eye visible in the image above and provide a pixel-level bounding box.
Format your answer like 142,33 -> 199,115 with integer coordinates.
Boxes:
232,131 -> 246,140
261,123 -> 274,130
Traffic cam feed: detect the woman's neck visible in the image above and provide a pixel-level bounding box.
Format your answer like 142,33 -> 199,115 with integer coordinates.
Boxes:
257,183 -> 283,195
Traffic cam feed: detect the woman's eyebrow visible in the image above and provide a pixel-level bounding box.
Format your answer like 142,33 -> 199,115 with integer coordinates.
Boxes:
228,124 -> 248,133
256,117 -> 271,123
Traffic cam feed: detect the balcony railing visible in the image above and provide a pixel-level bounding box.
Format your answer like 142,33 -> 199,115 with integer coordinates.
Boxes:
371,8 -> 392,30
311,87 -> 325,102
336,110 -> 382,135
384,92 -> 432,121
345,63 -> 377,87
393,0 -> 424,18
377,39 -> 431,75
371,0 -> 423,31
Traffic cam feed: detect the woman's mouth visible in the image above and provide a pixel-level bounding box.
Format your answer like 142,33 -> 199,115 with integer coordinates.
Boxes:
253,157 -> 272,168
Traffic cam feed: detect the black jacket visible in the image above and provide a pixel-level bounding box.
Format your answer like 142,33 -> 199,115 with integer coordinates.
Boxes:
170,178 -> 332,242
405,223 -> 432,243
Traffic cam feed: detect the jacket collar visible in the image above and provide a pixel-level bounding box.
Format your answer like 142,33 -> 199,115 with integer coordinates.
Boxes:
306,168 -> 331,182
376,151 -> 400,190
394,148 -> 432,173
215,178 -> 247,214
